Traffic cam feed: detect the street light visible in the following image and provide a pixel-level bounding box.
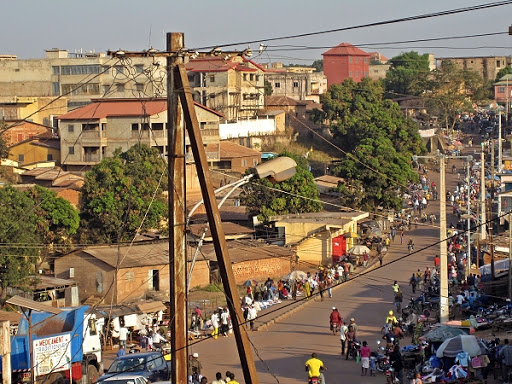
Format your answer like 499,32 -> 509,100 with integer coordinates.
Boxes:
186,156 -> 297,292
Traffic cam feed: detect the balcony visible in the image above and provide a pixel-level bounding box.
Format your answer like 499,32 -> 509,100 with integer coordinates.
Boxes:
81,130 -> 107,145
131,130 -> 166,139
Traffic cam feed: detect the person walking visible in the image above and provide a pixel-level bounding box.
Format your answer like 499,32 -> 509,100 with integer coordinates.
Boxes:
360,341 -> 371,376
499,338 -> 512,382
410,273 -> 418,294
394,287 -> 403,314
339,321 -> 348,356
345,325 -> 356,360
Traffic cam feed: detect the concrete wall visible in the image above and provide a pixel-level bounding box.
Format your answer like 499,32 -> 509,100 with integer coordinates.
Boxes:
231,257 -> 291,284
116,264 -> 170,303
9,141 -> 60,165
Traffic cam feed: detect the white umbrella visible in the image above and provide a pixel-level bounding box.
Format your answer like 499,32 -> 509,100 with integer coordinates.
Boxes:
283,270 -> 307,281
436,335 -> 487,358
347,245 -> 371,255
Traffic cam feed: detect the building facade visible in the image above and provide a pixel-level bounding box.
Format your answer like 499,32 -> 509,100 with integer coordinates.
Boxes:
264,63 -> 327,101
436,56 -> 511,81
322,43 -> 370,87
186,56 -> 266,122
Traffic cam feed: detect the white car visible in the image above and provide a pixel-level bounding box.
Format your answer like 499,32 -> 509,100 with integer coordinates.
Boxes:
102,375 -> 149,384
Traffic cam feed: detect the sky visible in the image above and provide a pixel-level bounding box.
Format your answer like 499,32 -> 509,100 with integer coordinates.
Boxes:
1,0 -> 512,64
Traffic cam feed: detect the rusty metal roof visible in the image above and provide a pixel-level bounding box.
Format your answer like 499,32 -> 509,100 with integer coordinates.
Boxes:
6,295 -> 62,314
0,310 -> 21,324
136,301 -> 167,313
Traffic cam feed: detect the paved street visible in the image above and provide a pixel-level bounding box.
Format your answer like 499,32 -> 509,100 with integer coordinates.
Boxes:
186,149 -> 471,384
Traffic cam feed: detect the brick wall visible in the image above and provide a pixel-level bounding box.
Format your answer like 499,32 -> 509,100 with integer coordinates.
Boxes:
231,257 -> 291,284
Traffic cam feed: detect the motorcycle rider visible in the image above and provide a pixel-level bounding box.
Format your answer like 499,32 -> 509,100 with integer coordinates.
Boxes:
386,310 -> 398,326
407,238 -> 414,253
329,307 -> 342,334
305,353 -> 326,383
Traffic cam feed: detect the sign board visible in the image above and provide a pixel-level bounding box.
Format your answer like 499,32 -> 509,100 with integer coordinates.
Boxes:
33,334 -> 71,376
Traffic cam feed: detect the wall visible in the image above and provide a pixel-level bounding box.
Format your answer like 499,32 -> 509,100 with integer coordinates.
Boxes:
231,257 -> 291,284
54,252 -> 116,304
188,260 -> 210,288
8,141 -> 60,165
230,155 -> 260,173
219,118 -> 276,139
116,264 -> 170,303
2,122 -> 49,146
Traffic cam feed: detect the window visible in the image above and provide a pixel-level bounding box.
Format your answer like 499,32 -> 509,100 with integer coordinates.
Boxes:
293,82 -> 299,88
114,66 -> 124,75
256,75 -> 261,81
243,74 -> 248,81
355,57 -> 359,63
62,83 -> 100,95
349,71 -> 353,77
47,154 -> 53,161
497,60 -> 501,68
96,272 -> 103,293
275,82 -> 281,88
200,122 -> 206,130
152,123 -> 164,130
131,123 -> 139,131
498,87 -> 505,93
125,271 -> 135,282
69,268 -> 75,278
68,124 -> 74,133
88,318 -> 97,336
18,154 -> 24,163
242,159 -> 247,167
135,64 -> 144,73
52,66 -> 60,75
17,133 -> 23,142
60,65 -> 101,75
209,75 -> 215,83
116,83 -> 125,92
52,82 -> 60,96
136,83 -> 144,91
364,58 -> 367,63
250,74 -> 254,81
355,71 -> 359,77
349,57 -> 352,63
68,146 -> 75,155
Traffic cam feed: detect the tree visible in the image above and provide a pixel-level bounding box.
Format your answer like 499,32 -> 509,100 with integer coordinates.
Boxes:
0,186 -> 39,305
313,78 -> 425,212
312,59 -> 323,72
79,144 -> 168,243
241,152 -> 322,222
0,121 -> 9,159
496,66 -> 512,82
264,80 -> 273,96
384,51 -> 431,98
425,61 -> 490,130
26,186 -> 80,269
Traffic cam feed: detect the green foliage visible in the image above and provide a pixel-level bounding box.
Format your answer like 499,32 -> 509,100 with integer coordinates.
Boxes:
79,144 -> 168,243
202,283 -> 224,293
0,121 -> 9,159
312,60 -> 323,72
0,186 -> 38,303
384,51 -> 430,97
425,61 -> 489,130
241,152 -> 322,222
264,80 -> 273,96
319,78 -> 425,212
27,186 -> 79,244
496,66 -> 512,82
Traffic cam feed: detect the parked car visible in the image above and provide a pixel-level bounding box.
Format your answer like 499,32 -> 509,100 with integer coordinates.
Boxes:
102,375 -> 149,384
99,352 -> 170,383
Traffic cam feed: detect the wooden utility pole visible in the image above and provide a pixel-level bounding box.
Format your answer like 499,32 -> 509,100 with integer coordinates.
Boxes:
167,32 -> 188,384
175,63 -> 260,384
0,320 -> 11,384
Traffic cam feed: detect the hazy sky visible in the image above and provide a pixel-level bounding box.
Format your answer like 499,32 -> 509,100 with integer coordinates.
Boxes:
2,0 -> 511,64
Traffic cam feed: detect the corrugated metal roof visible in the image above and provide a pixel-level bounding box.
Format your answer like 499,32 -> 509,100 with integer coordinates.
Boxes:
0,310 -> 21,324
136,301 -> 167,313
58,99 -> 167,120
32,275 -> 76,290
80,242 -> 169,268
323,43 -> 370,57
188,222 -> 254,238
219,141 -> 261,158
6,295 -> 62,314
196,239 -> 295,263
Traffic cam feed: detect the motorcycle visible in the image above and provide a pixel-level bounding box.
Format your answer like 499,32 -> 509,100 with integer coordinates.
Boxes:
308,377 -> 321,384
348,340 -> 361,360
385,364 -> 400,384
407,243 -> 414,253
330,321 -> 340,335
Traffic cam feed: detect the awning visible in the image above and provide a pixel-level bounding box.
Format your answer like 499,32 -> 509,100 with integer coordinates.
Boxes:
136,301 -> 167,313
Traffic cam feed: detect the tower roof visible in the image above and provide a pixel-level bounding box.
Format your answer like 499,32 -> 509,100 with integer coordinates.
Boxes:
322,43 -> 370,57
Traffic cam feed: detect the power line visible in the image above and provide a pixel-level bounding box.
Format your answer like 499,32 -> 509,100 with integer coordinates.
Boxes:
191,1 -> 512,51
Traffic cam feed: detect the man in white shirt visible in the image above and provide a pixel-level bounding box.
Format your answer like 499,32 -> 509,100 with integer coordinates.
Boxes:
220,308 -> 230,336
247,305 -> 257,331
118,326 -> 129,349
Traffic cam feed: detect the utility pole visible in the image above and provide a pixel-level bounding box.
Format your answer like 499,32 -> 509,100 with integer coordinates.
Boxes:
439,155 -> 449,323
499,112 -> 503,173
480,143 -> 487,240
167,32 -> 188,384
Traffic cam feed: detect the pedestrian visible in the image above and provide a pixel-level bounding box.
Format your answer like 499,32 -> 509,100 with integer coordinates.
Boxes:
345,325 -> 356,360
212,372 -> 226,384
369,352 -> 377,376
360,341 -> 371,376
389,344 -> 404,384
434,255 -> 440,268
188,352 -> 203,376
247,305 -> 257,331
394,288 -> 403,314
220,307 -> 229,336
390,227 -> 396,241
339,321 -> 348,355
118,325 -> 129,349
392,281 -> 399,294
400,231 -> 404,244
378,252 -> 384,267
409,273 -> 417,294
227,372 -> 240,384
499,339 -> 512,382
116,345 -> 126,357
211,310 -> 220,340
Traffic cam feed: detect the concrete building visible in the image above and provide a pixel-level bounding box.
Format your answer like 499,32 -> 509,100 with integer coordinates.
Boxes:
322,43 -> 370,87
494,74 -> 512,107
0,96 -> 67,126
269,211 -> 369,266
436,55 -> 512,81
0,50 -> 168,110
186,56 -> 266,122
8,135 -> 60,167
56,98 -> 222,177
1,120 -> 54,147
264,62 -> 327,102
